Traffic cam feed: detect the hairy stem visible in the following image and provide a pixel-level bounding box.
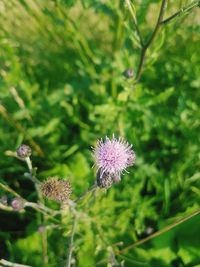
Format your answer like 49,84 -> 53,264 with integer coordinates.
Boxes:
24,158 -> 48,266
66,216 -> 77,267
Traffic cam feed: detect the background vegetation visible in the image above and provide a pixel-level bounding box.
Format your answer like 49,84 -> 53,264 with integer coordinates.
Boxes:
0,0 -> 200,266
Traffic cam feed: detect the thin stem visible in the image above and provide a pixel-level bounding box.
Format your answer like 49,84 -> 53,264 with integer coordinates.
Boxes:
25,157 -> 32,172
146,0 -> 167,47
75,184 -> 97,203
0,182 -> 22,199
0,203 -> 18,212
24,158 -> 49,266
134,0 -> 167,83
0,259 -> 31,267
25,157 -> 40,184
161,0 -> 200,25
0,182 -> 61,216
118,208 -> 200,254
125,0 -> 144,47
66,216 -> 77,267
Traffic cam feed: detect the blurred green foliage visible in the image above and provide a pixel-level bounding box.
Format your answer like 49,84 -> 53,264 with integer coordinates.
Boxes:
0,0 -> 200,266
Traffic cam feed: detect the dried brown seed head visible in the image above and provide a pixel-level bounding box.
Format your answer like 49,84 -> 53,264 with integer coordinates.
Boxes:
40,177 -> 72,202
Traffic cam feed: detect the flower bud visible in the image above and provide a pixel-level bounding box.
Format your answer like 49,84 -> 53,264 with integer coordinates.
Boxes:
11,197 -> 25,210
96,170 -> 113,189
38,225 -> 46,233
17,144 -> 31,159
123,68 -> 134,79
0,195 -> 8,205
40,177 -> 72,202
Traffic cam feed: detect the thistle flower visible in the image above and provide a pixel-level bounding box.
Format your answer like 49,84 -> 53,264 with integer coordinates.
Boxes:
40,177 -> 72,202
93,136 -> 136,178
17,144 -> 31,159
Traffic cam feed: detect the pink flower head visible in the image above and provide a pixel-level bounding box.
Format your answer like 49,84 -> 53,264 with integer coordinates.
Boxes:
93,135 -> 136,177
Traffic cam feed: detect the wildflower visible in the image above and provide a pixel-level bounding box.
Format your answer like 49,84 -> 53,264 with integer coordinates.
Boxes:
93,135 -> 136,178
40,177 -> 72,202
16,144 -> 31,159
11,197 -> 25,210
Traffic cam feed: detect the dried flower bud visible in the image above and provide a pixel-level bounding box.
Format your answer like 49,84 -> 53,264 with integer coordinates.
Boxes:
17,144 -> 31,159
96,170 -> 113,189
40,177 -> 72,202
0,195 -> 8,205
123,68 -> 134,79
11,197 -> 25,210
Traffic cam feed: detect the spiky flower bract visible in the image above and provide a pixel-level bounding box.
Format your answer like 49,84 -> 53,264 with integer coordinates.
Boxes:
96,170 -> 113,189
40,177 -> 72,202
93,135 -> 136,178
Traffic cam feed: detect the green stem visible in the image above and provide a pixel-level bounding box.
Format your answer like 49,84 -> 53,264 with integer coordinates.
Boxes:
161,0 -> 200,25
66,216 -> 77,267
75,184 -> 97,203
0,259 -> 31,267
134,0 -> 167,83
125,0 -> 144,47
118,208 -> 200,254
24,158 -> 48,266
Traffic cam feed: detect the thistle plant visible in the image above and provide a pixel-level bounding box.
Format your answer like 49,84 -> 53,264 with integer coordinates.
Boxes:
0,1 -> 200,266
0,137 -> 136,267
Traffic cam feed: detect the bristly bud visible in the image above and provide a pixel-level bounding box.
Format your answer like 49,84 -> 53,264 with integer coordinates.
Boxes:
40,177 -> 72,202
96,170 -> 113,189
11,197 -> 25,210
17,144 -> 32,159
123,68 -> 134,79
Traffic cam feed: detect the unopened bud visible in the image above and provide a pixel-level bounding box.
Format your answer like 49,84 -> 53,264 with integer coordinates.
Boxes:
96,170 -> 113,189
17,144 -> 31,159
123,68 -> 134,79
38,225 -> 46,233
0,195 -> 8,205
11,197 -> 25,210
